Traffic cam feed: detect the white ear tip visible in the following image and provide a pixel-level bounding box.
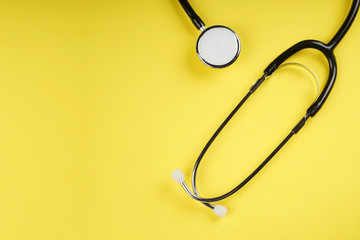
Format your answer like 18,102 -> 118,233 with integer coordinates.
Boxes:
171,169 -> 185,183
213,205 -> 227,218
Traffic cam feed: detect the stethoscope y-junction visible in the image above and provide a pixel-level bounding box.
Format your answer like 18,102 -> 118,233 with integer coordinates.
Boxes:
171,0 -> 360,217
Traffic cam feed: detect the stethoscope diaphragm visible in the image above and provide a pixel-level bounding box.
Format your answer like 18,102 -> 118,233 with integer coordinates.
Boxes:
196,25 -> 240,68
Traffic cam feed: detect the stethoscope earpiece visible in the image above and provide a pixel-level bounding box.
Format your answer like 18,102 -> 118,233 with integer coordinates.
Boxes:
196,26 -> 240,68
171,169 -> 228,217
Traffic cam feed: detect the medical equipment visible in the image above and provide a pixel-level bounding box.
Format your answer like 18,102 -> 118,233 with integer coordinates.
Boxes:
178,0 -> 240,68
171,0 -> 360,217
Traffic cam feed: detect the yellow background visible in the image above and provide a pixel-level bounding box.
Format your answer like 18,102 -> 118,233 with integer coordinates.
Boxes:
0,0 -> 360,239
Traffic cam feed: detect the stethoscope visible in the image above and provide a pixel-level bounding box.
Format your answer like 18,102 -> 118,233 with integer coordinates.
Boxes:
171,0 -> 360,217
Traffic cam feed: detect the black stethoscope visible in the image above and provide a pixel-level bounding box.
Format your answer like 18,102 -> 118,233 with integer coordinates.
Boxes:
171,0 -> 360,217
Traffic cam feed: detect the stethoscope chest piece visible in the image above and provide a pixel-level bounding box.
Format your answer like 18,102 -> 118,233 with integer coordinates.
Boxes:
196,26 -> 241,68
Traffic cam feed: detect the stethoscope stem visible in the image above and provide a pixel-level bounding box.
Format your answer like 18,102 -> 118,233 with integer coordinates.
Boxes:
178,0 -> 205,30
